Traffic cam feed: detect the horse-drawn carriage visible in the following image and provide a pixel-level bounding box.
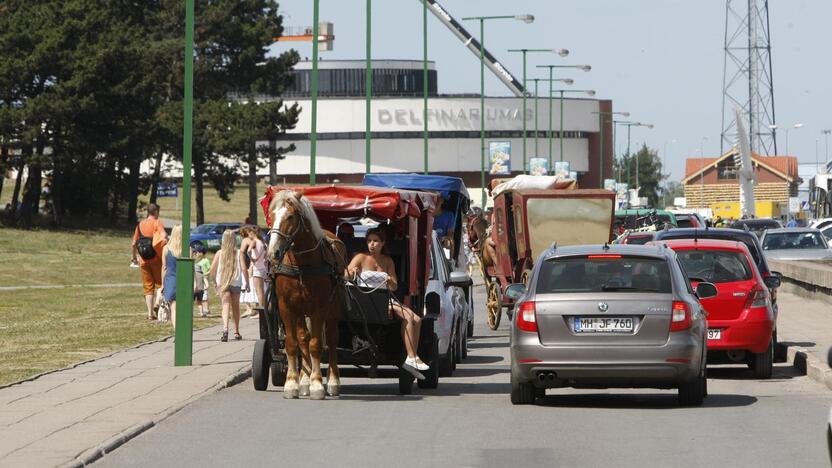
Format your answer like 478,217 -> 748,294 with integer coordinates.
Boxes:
254,184 -> 450,396
471,176 -> 616,330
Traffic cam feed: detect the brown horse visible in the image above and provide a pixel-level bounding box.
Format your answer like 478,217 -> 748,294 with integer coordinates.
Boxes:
466,211 -> 496,278
266,190 -> 347,400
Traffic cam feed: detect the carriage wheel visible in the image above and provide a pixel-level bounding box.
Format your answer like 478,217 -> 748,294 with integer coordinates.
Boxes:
270,361 -> 287,387
252,339 -> 271,391
398,369 -> 414,395
486,282 -> 502,331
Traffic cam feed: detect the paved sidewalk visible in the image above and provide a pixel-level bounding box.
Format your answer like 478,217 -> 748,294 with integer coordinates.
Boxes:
0,317 -> 259,467
776,292 -> 832,390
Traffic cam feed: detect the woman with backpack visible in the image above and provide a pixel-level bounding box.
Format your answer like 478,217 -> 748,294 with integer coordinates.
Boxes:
131,203 -> 167,320
210,230 -> 247,341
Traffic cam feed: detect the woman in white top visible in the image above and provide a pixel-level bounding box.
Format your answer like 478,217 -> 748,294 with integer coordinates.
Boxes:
210,230 -> 248,342
239,225 -> 268,320
345,228 -> 429,371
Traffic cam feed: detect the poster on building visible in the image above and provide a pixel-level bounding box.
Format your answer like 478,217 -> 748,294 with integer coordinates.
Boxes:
788,197 -> 800,214
488,141 -> 511,175
568,171 -> 577,180
529,158 -> 548,176
554,161 -> 570,179
604,179 -> 617,191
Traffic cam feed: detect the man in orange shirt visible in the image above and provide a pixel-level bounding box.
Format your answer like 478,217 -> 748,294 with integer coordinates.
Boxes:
132,204 -> 167,319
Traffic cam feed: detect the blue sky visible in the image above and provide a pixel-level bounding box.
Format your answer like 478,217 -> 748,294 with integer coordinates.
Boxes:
273,0 -> 832,182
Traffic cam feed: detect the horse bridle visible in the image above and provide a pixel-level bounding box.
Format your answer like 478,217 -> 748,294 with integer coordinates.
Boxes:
269,210 -> 323,265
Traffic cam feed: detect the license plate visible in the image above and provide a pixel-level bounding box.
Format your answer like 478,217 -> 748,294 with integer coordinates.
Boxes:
707,329 -> 721,340
574,317 -> 634,333
207,239 -> 219,247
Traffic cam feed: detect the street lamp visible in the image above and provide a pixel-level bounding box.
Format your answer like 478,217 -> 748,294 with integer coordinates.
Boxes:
699,136 -> 709,208
508,48 -> 569,174
823,129 -> 831,167
536,64 -> 591,172
309,0 -> 321,185
530,77 -> 572,173
614,121 -> 654,193
555,89 -> 595,166
462,14 -> 534,207
591,111 -> 630,187
366,0 -> 372,174
770,123 -> 803,155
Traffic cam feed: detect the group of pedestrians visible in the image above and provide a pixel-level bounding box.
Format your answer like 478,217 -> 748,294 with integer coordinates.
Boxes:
131,204 -> 270,342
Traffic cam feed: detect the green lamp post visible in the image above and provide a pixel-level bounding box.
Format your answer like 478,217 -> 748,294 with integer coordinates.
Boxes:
462,14 -> 534,208
536,64 -> 591,172
590,111 -> 630,187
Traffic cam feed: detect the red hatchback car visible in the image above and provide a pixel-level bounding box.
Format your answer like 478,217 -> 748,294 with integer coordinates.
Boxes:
659,239 -> 780,379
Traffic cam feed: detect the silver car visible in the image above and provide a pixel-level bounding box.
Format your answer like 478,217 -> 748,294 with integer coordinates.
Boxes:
759,228 -> 832,261
508,244 -> 717,406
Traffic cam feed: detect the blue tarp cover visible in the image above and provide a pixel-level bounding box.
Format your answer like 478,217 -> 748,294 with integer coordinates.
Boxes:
362,174 -> 468,201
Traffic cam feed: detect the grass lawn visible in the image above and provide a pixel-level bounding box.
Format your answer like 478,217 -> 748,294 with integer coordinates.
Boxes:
0,228 -> 222,385
142,182 -> 275,225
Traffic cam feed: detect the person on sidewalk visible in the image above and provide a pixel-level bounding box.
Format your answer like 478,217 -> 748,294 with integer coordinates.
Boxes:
131,203 -> 167,320
240,225 -> 268,320
161,225 -> 182,328
193,244 -> 211,317
210,230 -> 246,341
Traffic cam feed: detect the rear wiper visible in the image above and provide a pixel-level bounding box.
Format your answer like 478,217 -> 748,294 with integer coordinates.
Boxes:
601,285 -> 661,292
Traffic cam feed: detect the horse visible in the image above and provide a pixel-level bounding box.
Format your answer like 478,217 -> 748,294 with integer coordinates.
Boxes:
465,209 -> 496,279
266,190 -> 347,400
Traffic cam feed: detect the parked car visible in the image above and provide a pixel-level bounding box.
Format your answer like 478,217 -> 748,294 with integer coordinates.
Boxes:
759,228 -> 832,261
190,223 -> 242,251
426,232 -> 473,373
616,231 -> 657,245
660,239 -> 780,378
809,217 -> 832,231
729,218 -> 783,238
822,225 -> 832,242
673,212 -> 705,228
507,244 -> 716,406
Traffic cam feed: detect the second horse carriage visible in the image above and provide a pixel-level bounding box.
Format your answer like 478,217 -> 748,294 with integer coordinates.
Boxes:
254,184 -> 463,396
472,176 -> 617,330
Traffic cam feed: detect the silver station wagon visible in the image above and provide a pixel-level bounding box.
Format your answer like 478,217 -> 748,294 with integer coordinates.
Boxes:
507,244 -> 717,406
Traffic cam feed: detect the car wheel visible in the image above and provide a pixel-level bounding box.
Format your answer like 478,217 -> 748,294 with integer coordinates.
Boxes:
460,321 -> 468,360
438,332 -> 455,378
467,293 -> 475,337
454,321 -> 463,364
678,370 -> 706,407
510,371 -> 536,405
772,329 -> 786,363
752,336 -> 774,379
398,368 -> 414,395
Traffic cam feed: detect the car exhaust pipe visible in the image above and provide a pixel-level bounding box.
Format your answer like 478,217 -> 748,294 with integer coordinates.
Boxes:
547,372 -> 556,381
537,372 -> 547,383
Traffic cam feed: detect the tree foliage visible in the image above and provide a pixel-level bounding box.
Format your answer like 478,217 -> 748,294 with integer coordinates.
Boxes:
614,144 -> 666,208
0,0 -> 298,227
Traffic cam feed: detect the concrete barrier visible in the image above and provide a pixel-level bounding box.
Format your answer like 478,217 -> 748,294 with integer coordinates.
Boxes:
768,259 -> 832,305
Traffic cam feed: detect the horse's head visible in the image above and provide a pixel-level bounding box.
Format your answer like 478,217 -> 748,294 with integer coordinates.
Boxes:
267,190 -> 323,262
465,210 -> 487,251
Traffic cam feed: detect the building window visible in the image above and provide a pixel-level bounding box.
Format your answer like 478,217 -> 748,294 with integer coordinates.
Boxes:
717,159 -> 737,180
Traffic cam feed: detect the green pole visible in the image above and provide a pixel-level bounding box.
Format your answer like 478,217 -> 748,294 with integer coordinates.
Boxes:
559,89 -> 564,162
534,79 -> 539,162
547,67 -> 553,173
365,0 -> 371,174
174,0 -> 195,367
423,0 -> 428,174
480,18 -> 486,208
521,50 -> 527,175
310,0 -> 320,185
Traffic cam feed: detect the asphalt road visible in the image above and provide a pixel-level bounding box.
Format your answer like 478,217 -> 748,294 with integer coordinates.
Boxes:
97,283 -> 832,468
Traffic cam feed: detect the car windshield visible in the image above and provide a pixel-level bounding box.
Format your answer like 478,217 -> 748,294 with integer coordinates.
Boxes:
192,224 -> 215,234
676,250 -> 751,283
536,256 -> 672,294
763,232 -> 827,250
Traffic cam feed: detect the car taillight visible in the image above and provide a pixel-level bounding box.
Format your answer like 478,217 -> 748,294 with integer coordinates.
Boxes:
670,301 -> 692,332
745,285 -> 769,309
516,301 -> 538,333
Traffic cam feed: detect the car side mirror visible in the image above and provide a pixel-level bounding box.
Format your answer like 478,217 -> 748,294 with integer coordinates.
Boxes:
763,275 -> 781,289
447,271 -> 472,288
505,283 -> 527,300
695,282 -> 718,299
771,270 -> 782,278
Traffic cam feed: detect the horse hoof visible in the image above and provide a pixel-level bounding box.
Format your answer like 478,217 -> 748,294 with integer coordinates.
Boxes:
299,375 -> 311,397
310,384 -> 326,400
327,382 -> 341,397
284,381 -> 299,399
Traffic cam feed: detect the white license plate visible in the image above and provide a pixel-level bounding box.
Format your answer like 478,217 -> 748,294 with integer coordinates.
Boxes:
707,329 -> 722,340
574,317 -> 634,333
207,239 -> 219,247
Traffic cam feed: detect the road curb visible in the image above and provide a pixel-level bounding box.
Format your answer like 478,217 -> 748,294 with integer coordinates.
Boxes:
63,363 -> 252,467
778,342 -> 832,392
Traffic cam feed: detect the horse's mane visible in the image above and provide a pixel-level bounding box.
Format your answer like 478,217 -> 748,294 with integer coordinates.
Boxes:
269,190 -> 324,240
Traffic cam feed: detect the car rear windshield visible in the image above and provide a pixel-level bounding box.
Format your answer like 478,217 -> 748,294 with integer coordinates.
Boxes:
661,232 -> 763,267
625,235 -> 654,245
676,219 -> 694,228
763,232 -> 827,250
536,256 -> 672,294
676,250 -> 752,283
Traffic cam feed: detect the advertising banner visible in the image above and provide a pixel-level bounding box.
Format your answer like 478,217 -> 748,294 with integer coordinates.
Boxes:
529,158 -> 548,176
553,161 -> 570,179
157,183 -> 178,198
488,141 -> 511,175
603,179 -> 617,191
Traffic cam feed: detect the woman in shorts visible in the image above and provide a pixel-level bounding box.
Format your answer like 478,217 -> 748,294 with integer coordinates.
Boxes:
210,230 -> 247,341
345,228 -> 428,371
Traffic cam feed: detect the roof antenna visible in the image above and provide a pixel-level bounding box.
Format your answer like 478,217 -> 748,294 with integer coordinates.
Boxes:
603,242 -> 610,251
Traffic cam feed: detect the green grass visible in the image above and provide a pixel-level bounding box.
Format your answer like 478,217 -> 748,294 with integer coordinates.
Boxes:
0,228 -> 221,385
143,182 -> 275,225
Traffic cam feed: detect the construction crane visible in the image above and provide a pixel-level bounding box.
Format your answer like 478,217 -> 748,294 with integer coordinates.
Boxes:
275,23 -> 335,51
